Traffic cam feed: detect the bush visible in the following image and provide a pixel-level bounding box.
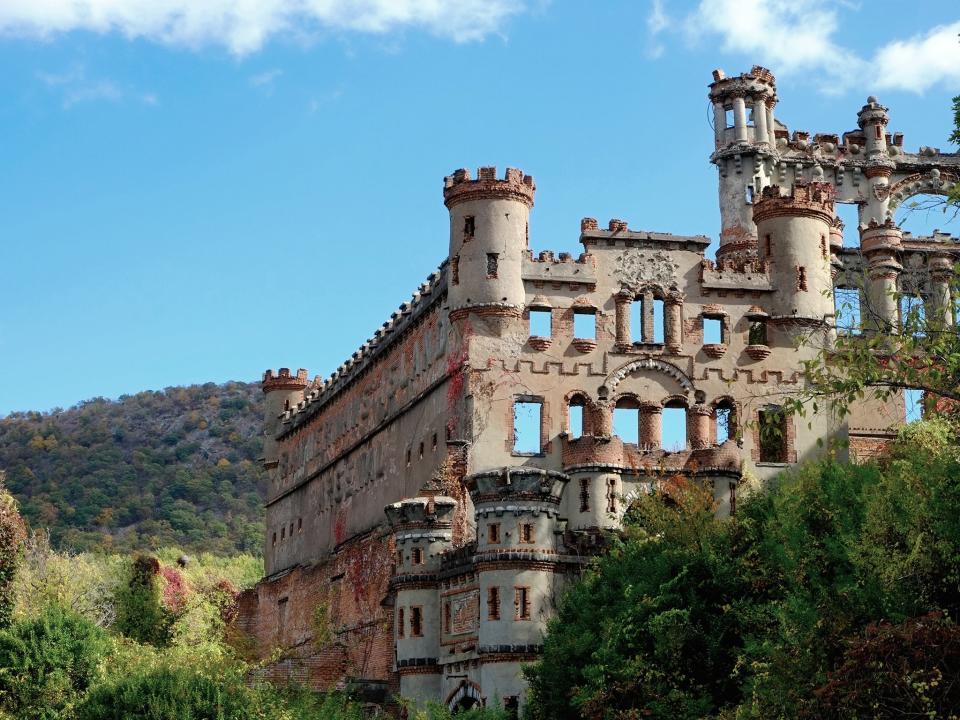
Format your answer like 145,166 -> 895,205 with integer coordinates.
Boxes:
113,555 -> 174,646
0,604 -> 110,720
0,476 -> 27,629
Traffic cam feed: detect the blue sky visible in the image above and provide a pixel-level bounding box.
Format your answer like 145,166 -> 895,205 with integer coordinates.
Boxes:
1,0 -> 959,415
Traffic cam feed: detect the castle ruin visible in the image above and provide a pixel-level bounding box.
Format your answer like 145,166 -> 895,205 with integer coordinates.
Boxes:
235,66 -> 960,713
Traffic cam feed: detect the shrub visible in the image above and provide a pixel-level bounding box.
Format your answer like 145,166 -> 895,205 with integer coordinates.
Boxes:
0,604 -> 110,720
113,555 -> 174,646
0,476 -> 27,629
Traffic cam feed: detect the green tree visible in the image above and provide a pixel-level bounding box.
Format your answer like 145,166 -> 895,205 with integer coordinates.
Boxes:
0,474 -> 27,629
0,604 -> 110,720
113,555 -> 174,646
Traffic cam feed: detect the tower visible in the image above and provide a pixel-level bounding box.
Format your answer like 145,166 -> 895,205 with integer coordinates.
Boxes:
708,66 -> 778,259
443,167 -> 535,330
261,368 -> 308,468
752,182 -> 836,326
386,494 -> 457,708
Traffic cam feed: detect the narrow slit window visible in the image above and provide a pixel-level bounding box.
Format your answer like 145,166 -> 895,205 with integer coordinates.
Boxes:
411,546 -> 423,565
444,602 -> 451,633
820,235 -> 827,259
488,523 -> 501,544
606,478 -> 617,514
514,587 -> 531,620
463,215 -> 475,238
418,442 -> 424,459
520,523 -> 534,544
574,310 -> 596,339
486,253 -> 499,279
488,587 -> 501,620
432,433 -> 437,452
764,234 -> 772,257
396,549 -> 403,566
397,608 -> 405,638
410,607 -> 423,637
745,185 -> 754,204
630,299 -> 644,343
513,400 -> 543,454
652,298 -> 665,343
703,316 -> 723,344
579,478 -> 590,512
797,266 -> 808,291
451,255 -> 459,285
662,405 -> 687,451
529,308 -> 551,337
272,532 -> 277,547
568,403 -> 584,439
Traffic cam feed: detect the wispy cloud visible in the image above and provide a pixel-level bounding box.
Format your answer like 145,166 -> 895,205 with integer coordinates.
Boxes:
645,0 -> 667,59
308,88 -> 344,114
650,0 -> 960,94
249,68 -> 283,95
0,0 -> 530,56
36,64 -> 155,109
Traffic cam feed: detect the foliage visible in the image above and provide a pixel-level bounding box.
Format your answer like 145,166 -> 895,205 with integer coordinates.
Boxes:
403,699 -> 511,719
0,475 -> 26,629
525,420 -> 960,719
0,604 -> 110,720
0,382 -> 267,554
112,555 -> 175,646
810,612 -> 960,719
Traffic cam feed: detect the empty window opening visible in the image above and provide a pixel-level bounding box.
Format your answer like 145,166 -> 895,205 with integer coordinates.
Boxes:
396,549 -> 403,566
568,395 -> 586,439
444,602 -> 451,633
729,481 -> 737,516
432,433 -> 437,452
606,478 -> 617,514
574,310 -> 596,339
513,400 -> 543,454
289,522 -> 294,537
895,193 -> 959,238
272,532 -> 277,547
758,407 -> 788,463
614,398 -> 640,444
662,404 -> 687,451
875,124 -> 882,139
764,234 -> 772,257
652,298 -> 665,343
515,587 -> 532,620
463,215 -> 475,238
487,587 -> 501,620
411,547 -> 423,565
486,253 -> 498,279
397,608 -> 405,638
834,288 -> 861,334
748,320 -> 768,346
630,299 -> 644,343
579,478 -> 590,512
405,448 -> 411,466
504,697 -> 520,720
529,308 -> 551,337
451,255 -> 460,285
487,523 -> 501,544
520,523 -> 534,544
745,185 -> 754,205
715,403 -> 736,444
905,388 -> 924,423
281,527 -> 286,540
725,108 -> 734,128
410,607 -> 423,637
900,294 -> 925,337
835,203 -> 861,248
297,517 -> 302,533
703,316 -> 723,344
418,442 -> 424,460
797,266 -> 808,291
820,235 -> 827,259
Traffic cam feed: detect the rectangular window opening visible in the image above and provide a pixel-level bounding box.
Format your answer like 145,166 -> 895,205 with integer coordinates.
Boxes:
797,266 -> 808,292
748,320 -> 768,345
487,523 -> 501,544
520,523 -> 534,544
579,478 -> 590,512
758,408 -> 788,463
652,298 -> 665,343
444,602 -> 451,633
513,400 -> 543,454
412,546 -> 423,565
630,299 -> 644,343
703,316 -> 723,344
514,587 -> 531,621
529,308 -> 551,337
900,295 -> 926,337
397,608 -> 405,638
410,607 -> 423,637
716,407 -> 732,444
725,108 -> 734,128
573,310 -> 596,339
568,404 -> 584,439
451,255 -> 459,285
661,406 -> 687,451
486,253 -> 498,279
487,587 -> 500,620
463,215 -> 475,238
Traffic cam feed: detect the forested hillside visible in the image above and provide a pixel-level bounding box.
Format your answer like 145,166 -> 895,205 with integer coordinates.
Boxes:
0,383 -> 267,554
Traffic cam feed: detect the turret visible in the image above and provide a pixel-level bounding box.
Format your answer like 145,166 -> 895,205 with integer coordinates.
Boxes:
752,182 -> 836,325
708,66 -> 778,260
857,97 -> 896,227
261,368 -> 308,467
467,468 -> 568,712
443,167 -> 535,330
386,494 -> 457,708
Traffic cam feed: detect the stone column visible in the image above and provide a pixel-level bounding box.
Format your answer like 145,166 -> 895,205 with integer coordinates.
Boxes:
594,400 -> 613,437
732,96 -> 748,143
754,98 -> 768,145
860,220 -> 903,332
766,101 -> 776,146
928,253 -> 954,328
614,291 -> 632,347
639,402 -> 662,450
688,405 -> 712,450
713,103 -> 727,148
664,292 -> 684,353
641,290 -> 655,343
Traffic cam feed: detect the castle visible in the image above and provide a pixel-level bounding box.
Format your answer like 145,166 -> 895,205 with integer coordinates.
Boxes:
235,66 -> 960,713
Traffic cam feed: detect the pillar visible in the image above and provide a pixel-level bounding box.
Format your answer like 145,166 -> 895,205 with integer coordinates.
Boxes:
639,402 -> 662,450
732,96 -> 747,143
754,99 -> 768,145
641,290 -> 655,343
688,405 -> 712,450
766,101 -> 776,145
615,291 -> 632,347
928,254 -> 954,328
664,292 -> 683,352
713,103 -> 727,148
594,400 -> 613,437
860,220 -> 903,332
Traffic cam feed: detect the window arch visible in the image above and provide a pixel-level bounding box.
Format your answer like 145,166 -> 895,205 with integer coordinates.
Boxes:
613,394 -> 641,444
713,397 -> 738,444
566,392 -> 590,438
661,396 -> 688,451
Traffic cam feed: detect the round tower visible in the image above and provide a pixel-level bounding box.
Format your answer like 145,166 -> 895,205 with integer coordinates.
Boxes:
443,167 -> 535,330
752,182 -> 836,325
261,368 -> 308,468
857,97 -> 896,227
385,494 -> 457,708
708,66 -> 778,260
467,467 -> 568,712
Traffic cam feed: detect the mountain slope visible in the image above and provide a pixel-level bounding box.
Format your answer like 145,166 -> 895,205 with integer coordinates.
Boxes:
0,382 -> 267,554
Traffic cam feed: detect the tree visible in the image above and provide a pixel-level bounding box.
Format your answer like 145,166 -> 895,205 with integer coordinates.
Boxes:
0,604 -> 110,720
0,473 -> 27,629
113,555 -> 175,646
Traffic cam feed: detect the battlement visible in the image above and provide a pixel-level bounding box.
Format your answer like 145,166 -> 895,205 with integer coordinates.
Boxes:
578,217 -> 710,248
709,65 -> 777,103
526,249 -> 590,264
262,368 -> 309,393
753,181 -> 835,223
465,468 -> 569,504
442,166 -> 535,208
385,496 -> 457,529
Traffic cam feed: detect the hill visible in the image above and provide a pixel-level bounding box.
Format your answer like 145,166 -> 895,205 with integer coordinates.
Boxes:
0,382 -> 267,554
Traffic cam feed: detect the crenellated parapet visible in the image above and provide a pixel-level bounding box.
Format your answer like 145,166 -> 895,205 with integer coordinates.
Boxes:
442,166 -> 535,209
262,367 -> 309,393
466,468 -> 569,505
752,181 -> 835,224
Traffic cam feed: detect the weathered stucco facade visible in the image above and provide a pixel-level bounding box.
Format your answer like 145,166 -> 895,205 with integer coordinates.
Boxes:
236,66 -> 959,712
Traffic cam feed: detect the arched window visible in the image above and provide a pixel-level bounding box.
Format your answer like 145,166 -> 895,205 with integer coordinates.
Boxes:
662,399 -> 687,451
714,399 -> 737,444
567,393 -> 588,439
614,396 -> 640,444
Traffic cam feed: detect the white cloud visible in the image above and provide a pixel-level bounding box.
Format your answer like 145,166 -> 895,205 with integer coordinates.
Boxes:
645,0 -> 667,59
872,22 -> 960,93
249,68 -> 283,93
0,0 -> 528,56
654,0 -> 960,94
36,63 -> 155,108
